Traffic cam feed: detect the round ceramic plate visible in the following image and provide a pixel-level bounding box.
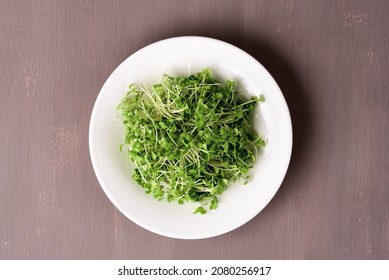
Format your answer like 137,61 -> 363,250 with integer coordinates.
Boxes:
89,36 -> 292,239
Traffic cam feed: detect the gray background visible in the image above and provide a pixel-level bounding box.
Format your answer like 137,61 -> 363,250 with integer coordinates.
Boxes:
1,0 -> 388,259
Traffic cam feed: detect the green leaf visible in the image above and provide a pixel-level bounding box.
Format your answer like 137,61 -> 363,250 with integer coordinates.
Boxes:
193,206 -> 207,215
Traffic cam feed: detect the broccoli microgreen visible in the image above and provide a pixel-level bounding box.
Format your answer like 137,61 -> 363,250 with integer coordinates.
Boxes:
117,69 -> 265,214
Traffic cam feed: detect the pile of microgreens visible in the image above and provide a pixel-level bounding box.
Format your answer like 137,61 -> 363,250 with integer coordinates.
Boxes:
117,69 -> 265,214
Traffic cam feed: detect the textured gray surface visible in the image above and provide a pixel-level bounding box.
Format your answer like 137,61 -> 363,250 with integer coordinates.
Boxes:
0,0 -> 388,259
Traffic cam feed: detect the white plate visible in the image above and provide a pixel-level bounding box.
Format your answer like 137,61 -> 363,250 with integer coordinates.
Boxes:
89,36 -> 292,239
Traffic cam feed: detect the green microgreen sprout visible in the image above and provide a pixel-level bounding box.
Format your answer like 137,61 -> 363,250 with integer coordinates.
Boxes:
117,69 -> 265,214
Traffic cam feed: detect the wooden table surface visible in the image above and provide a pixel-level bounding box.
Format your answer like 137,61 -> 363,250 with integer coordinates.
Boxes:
1,0 -> 388,259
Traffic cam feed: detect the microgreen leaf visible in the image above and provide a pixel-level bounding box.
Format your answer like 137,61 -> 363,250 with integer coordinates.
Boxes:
193,206 -> 207,215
